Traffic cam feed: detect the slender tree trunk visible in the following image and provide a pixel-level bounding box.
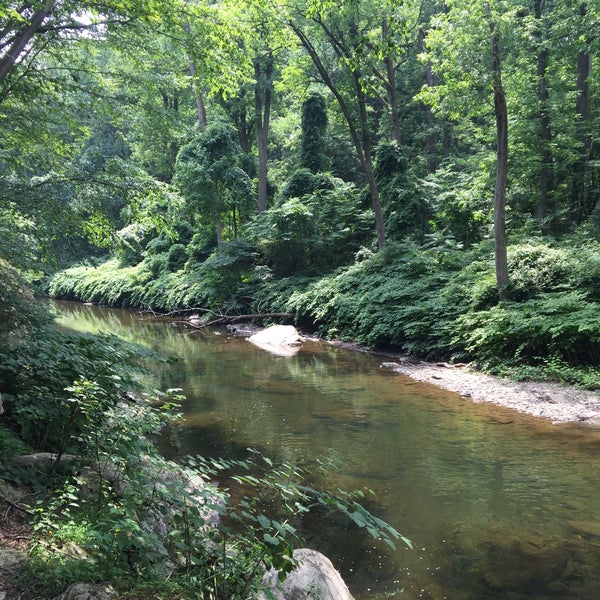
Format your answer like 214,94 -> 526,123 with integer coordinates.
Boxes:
0,0 -> 53,84
382,18 -> 401,145
536,46 -> 552,223
534,0 -> 553,224
188,58 -> 208,131
216,221 -> 223,247
182,15 -> 208,131
237,97 -> 251,153
424,61 -> 438,173
488,8 -> 509,299
355,71 -> 386,249
572,2 -> 592,221
255,54 -> 273,214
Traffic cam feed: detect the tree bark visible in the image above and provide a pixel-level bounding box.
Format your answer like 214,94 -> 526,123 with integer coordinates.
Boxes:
255,54 -> 273,213
188,58 -> 208,131
488,8 -> 509,299
382,17 -> 401,145
0,0 -> 54,84
572,2 -> 592,221
534,0 -> 553,224
182,16 -> 208,131
424,61 -> 438,174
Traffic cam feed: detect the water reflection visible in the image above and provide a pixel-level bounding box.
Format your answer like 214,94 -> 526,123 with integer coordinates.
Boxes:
52,300 -> 600,600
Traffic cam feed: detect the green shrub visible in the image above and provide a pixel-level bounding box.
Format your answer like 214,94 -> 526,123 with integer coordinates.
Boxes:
0,424 -> 32,465
166,243 -> 187,272
145,235 -> 171,256
505,244 -> 575,300
0,325 -> 150,451
252,177 -> 372,277
455,291 -> 600,370
47,259 -> 151,307
145,253 -> 169,278
572,239 -> 600,301
281,168 -> 334,200
0,258 -> 48,340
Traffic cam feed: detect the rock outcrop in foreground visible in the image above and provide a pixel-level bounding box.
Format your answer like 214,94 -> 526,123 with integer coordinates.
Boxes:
262,548 -> 354,600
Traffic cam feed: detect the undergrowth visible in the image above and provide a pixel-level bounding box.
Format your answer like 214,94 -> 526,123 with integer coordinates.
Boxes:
47,238 -> 600,389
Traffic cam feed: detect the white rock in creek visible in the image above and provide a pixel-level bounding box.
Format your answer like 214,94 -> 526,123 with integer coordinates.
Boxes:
248,325 -> 302,357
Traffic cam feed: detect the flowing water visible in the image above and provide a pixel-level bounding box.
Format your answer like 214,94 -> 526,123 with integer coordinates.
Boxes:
53,300 -> 600,600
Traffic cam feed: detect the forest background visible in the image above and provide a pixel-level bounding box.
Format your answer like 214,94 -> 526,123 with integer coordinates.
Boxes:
1,0 -> 599,386
0,1 -> 599,596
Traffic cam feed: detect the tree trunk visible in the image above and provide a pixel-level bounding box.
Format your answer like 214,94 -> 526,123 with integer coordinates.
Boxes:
255,54 -> 273,214
572,2 -> 592,221
424,61 -> 438,174
0,0 -> 53,84
355,70 -> 386,249
534,0 -> 553,224
182,17 -> 208,131
382,18 -> 401,145
188,58 -> 208,131
488,8 -> 509,299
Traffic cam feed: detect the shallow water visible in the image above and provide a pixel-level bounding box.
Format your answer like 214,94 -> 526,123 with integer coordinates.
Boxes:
53,300 -> 600,600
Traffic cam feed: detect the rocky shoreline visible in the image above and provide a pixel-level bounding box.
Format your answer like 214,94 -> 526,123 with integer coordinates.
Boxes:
324,340 -> 600,427
381,357 -> 600,426
241,326 -> 600,427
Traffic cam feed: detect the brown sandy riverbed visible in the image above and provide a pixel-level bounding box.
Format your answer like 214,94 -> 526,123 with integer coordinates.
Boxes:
382,358 -> 600,426
326,340 -> 600,426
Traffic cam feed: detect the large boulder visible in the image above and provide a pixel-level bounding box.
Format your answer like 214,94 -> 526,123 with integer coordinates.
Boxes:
248,325 -> 302,357
262,548 -> 354,600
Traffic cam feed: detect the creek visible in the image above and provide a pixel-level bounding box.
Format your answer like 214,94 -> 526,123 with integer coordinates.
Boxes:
53,300 -> 600,600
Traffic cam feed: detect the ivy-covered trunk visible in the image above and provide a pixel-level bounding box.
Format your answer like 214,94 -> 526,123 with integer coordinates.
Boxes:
488,6 -> 509,299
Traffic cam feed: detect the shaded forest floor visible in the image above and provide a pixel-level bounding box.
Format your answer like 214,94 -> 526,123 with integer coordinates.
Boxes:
0,482 -> 33,600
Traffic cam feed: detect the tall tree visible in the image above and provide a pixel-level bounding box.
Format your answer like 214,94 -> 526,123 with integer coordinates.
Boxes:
533,0 -> 553,224
486,3 -> 509,297
173,121 -> 253,246
254,51 -> 274,213
287,1 -> 386,248
420,0 -> 519,297
0,1 -> 182,99
571,1 -> 595,221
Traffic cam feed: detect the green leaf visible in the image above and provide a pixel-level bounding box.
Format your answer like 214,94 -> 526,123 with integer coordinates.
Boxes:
257,514 -> 271,529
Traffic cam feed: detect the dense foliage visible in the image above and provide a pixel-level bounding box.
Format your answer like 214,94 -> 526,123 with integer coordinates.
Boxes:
1,0 -> 599,594
0,0 -> 588,386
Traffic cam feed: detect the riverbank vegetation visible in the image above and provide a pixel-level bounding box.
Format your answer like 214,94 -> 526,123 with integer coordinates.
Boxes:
1,0 -> 599,595
1,270 -> 404,598
3,0 -> 595,386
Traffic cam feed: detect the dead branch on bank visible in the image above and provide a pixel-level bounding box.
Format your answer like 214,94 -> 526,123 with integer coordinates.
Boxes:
137,306 -> 294,330
187,312 -> 295,330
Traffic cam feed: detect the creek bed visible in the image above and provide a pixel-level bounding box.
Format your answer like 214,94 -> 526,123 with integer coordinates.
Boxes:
54,300 -> 600,600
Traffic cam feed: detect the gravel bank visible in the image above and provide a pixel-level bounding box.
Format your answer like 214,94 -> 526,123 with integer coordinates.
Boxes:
379,359 -> 600,426
324,338 -> 600,426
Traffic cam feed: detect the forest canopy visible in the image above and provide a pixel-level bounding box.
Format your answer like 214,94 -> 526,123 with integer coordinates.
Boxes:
1,0 -> 599,383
